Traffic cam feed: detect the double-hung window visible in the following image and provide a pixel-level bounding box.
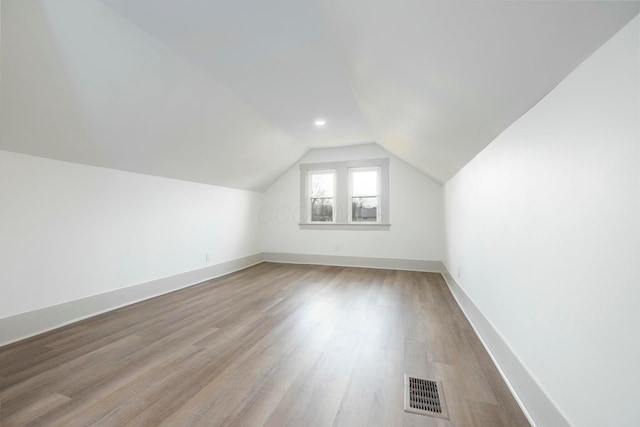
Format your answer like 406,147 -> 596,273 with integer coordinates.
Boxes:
308,170 -> 336,223
349,167 -> 380,223
300,158 -> 389,230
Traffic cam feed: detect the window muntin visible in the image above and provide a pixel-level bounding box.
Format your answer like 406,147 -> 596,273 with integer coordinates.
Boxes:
349,167 -> 380,223
308,170 -> 335,222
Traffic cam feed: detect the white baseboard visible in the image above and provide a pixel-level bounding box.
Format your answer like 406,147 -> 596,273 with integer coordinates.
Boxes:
441,265 -> 571,427
262,252 -> 445,272
0,254 -> 263,347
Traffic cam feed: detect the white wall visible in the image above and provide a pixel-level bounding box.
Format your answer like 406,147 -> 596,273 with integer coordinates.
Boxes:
262,143 -> 444,262
444,16 -> 639,427
0,150 -> 263,320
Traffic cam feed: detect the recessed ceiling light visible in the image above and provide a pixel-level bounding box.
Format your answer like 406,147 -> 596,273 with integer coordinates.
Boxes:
314,119 -> 326,127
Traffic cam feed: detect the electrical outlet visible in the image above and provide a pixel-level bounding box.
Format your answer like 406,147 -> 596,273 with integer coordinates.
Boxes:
457,266 -> 461,278
333,245 -> 340,252
206,253 -> 212,262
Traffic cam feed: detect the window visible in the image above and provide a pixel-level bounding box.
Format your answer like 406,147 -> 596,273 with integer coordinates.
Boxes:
300,158 -> 389,230
349,167 -> 380,223
308,170 -> 335,223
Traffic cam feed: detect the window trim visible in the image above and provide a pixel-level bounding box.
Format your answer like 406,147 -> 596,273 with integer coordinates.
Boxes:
299,158 -> 390,230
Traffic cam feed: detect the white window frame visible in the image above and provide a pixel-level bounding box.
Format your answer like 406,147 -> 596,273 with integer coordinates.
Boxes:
348,166 -> 381,224
299,158 -> 390,230
307,169 -> 337,224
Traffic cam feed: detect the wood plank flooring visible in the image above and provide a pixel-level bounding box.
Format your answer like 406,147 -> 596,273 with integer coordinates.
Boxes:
0,263 -> 530,426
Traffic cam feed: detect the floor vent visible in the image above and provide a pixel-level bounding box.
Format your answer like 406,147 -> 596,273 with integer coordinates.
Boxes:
404,375 -> 449,419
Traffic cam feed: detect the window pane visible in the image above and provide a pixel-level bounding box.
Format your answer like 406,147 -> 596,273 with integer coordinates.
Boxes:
311,198 -> 334,222
352,170 -> 377,196
311,173 -> 334,197
352,197 -> 377,222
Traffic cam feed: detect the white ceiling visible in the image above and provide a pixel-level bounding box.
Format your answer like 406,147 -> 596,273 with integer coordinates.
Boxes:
1,0 -> 638,190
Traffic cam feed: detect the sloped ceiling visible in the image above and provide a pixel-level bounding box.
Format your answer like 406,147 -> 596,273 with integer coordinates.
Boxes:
1,0 -> 638,190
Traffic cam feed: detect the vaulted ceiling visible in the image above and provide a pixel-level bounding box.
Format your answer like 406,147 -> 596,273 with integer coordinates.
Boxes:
2,0 -> 638,190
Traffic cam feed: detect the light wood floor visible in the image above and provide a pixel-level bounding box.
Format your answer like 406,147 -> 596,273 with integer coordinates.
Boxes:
0,263 -> 530,426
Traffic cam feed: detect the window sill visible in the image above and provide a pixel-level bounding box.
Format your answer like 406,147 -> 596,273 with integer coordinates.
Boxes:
299,223 -> 391,231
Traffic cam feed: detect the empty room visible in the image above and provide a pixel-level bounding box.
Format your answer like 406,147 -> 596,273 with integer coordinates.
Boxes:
1,1 -> 639,426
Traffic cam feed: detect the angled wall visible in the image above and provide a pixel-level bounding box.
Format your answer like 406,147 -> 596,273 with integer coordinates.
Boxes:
0,0 -> 303,191
444,16 -> 639,427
